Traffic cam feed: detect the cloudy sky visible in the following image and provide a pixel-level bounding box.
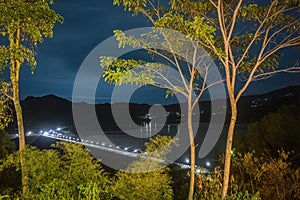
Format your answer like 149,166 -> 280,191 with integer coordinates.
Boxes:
2,0 -> 300,104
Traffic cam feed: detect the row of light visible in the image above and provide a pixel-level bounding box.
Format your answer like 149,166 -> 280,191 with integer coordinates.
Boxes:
42,132 -> 141,154
38,128 -> 211,168
39,127 -> 62,135
185,158 -> 211,167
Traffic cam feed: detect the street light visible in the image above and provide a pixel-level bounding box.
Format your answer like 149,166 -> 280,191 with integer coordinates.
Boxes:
206,161 -> 211,167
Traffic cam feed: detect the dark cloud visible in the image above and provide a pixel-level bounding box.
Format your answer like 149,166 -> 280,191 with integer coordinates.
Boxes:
36,0 -> 150,72
1,0 -> 299,103
18,0 -> 151,101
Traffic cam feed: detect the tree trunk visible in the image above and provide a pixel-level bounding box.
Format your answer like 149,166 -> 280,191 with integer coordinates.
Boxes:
12,74 -> 25,151
9,27 -> 28,197
222,102 -> 237,199
187,98 -> 195,200
12,76 -> 28,196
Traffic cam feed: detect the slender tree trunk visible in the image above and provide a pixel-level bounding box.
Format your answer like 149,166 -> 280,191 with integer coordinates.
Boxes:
9,27 -> 28,197
222,102 -> 237,199
11,69 -> 25,151
187,97 -> 195,200
12,73 -> 28,196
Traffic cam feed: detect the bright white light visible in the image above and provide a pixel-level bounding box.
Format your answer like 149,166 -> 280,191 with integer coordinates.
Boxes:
56,128 -> 61,131
206,161 -> 211,167
124,147 -> 129,151
50,129 -> 53,133
185,158 -> 190,164
109,145 -> 112,147
133,149 -> 138,153
96,142 -> 99,145
40,130 -> 43,134
43,132 -> 49,136
102,143 -> 105,146
77,138 -> 80,141
116,146 -> 120,149
196,169 -> 201,173
27,131 -> 32,135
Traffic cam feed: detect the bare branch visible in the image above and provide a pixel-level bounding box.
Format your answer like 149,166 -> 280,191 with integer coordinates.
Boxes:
147,48 -> 177,67
209,0 -> 217,9
227,0 -> 243,43
252,66 -> 300,81
192,66 -> 208,110
265,20 -> 299,47
138,64 -> 188,97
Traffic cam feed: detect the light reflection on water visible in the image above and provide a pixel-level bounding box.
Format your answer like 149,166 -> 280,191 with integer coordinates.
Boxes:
86,123 -> 247,166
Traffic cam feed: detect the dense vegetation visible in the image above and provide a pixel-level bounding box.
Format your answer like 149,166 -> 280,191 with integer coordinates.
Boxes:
0,105 -> 300,199
0,0 -> 299,199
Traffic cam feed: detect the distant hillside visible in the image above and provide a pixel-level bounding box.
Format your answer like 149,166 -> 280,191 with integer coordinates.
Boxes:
236,85 -> 300,123
21,95 -> 73,130
7,85 -> 300,133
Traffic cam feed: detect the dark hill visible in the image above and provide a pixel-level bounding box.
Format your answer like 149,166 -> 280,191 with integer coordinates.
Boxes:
8,85 -> 300,133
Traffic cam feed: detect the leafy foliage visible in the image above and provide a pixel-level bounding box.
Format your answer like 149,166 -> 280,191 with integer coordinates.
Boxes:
113,0 -> 147,15
0,0 -> 63,69
113,136 -> 175,200
194,167 -> 261,200
231,151 -> 300,200
0,82 -> 12,131
0,130 -> 15,160
0,142 -> 112,199
234,104 -> 300,158
195,150 -> 300,200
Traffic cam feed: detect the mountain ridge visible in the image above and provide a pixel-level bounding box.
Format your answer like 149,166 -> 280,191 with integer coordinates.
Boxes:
7,85 -> 300,133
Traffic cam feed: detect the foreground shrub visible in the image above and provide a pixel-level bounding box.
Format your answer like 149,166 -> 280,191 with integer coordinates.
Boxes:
0,142 -> 111,199
231,150 -> 300,200
113,136 -> 175,200
194,167 -> 261,200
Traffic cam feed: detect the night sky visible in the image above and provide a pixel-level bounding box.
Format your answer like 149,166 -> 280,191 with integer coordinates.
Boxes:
1,0 -> 300,104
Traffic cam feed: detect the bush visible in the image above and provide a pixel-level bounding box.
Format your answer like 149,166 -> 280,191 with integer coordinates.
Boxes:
235,104 -> 300,160
0,142 -> 112,199
194,167 -> 261,200
231,151 -> 300,200
112,136 -> 175,200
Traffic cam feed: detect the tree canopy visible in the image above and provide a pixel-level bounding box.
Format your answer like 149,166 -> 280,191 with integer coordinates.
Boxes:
102,1 -> 300,198
0,0 -> 63,70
